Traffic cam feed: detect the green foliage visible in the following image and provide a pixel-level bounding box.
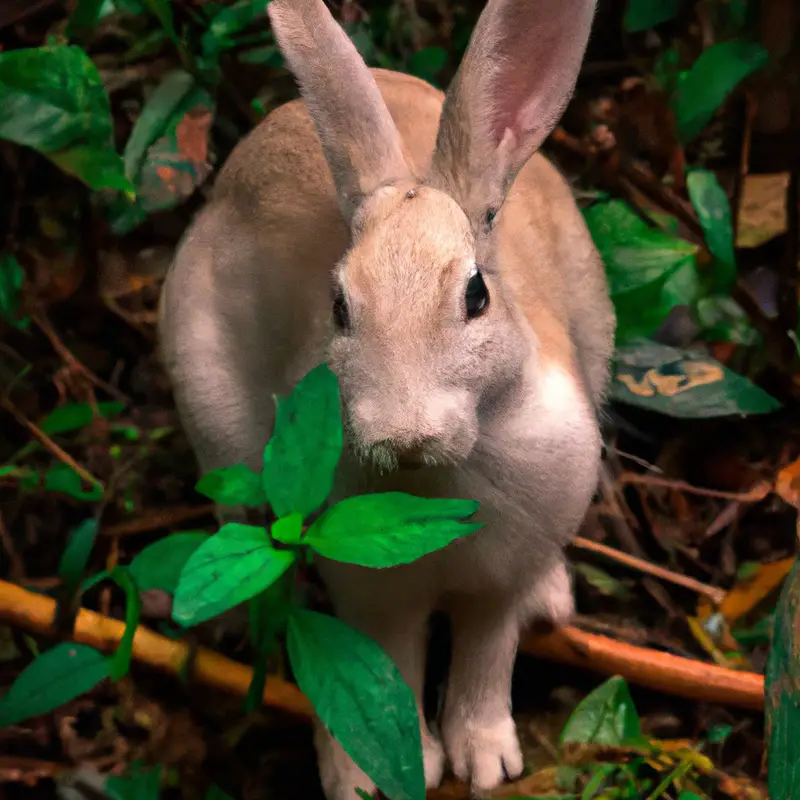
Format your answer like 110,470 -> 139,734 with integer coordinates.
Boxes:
262,364 -> 343,519
298,493 -> 482,567
583,199 -> 700,341
623,0 -> 682,32
109,70 -> 215,234
58,519 -> 100,597
686,169 -> 736,293
766,559 -> 800,798
0,46 -> 133,194
40,401 -> 125,435
44,463 -> 103,501
560,676 -> 643,748
0,643 -> 110,726
128,531 -> 210,593
172,523 -> 297,626
105,761 -> 163,800
673,40 -> 769,143
408,46 -> 448,85
107,567 -> 142,680
0,253 -> 29,330
195,463 -> 266,507
611,338 -> 781,418
287,608 -> 425,800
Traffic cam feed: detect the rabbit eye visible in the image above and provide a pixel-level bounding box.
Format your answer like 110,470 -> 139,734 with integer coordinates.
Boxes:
465,269 -> 489,320
332,288 -> 350,330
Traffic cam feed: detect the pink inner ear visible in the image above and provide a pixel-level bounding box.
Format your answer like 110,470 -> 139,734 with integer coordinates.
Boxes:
479,0 -> 593,157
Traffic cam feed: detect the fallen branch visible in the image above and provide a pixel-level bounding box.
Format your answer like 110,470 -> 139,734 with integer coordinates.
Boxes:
0,580 -> 312,719
0,579 -> 764,720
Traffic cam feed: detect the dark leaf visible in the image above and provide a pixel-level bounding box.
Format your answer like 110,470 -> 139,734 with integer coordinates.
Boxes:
106,761 -> 163,800
0,46 -> 132,194
128,531 -> 210,593
766,559 -> 800,798
687,169 -> 736,292
58,519 -> 99,597
110,70 -> 214,234
297,493 -> 481,568
0,643 -> 110,726
287,609 -> 425,800
202,0 -> 272,57
560,676 -> 642,747
40,401 -> 125,435
623,0 -> 682,31
0,253 -> 29,330
107,567 -> 142,680
262,363 -> 343,520
673,40 -> 769,143
172,523 -> 296,626
695,296 -> 758,345
408,46 -> 448,84
611,338 -> 782,418
44,464 -> 103,502
195,463 -> 266,507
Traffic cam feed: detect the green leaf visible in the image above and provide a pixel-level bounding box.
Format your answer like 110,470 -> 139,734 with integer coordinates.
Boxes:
677,794 -> 703,800
611,338 -> 782,418
68,0 -> 106,39
0,46 -> 132,194
109,70 -> 214,234
299,493 -> 481,568
408,46 -> 448,84
105,761 -> 163,800
673,40 -> 769,143
58,519 -> 99,597
195,463 -> 266,507
560,676 -> 642,748
172,523 -> 296,626
707,723 -> 733,743
0,643 -> 110,726
40,401 -> 125,435
623,0 -> 682,32
202,0 -> 272,57
107,566 -> 141,680
287,609 -> 425,800
262,363 -> 343,520
0,253 -> 29,330
44,463 -> 103,501
686,169 -> 736,292
573,563 -> 631,599
583,200 -> 700,341
204,786 -> 234,800
128,531 -> 210,593
766,559 -> 800,799
695,295 -> 758,345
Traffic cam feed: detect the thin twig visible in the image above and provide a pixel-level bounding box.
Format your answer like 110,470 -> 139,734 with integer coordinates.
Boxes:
572,535 -> 727,605
619,471 -> 772,502
0,397 -> 103,490
101,504 -> 216,537
31,309 -> 129,404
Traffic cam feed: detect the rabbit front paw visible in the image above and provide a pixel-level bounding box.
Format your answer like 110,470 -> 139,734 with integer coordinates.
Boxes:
315,722 -> 446,799
443,713 -> 524,795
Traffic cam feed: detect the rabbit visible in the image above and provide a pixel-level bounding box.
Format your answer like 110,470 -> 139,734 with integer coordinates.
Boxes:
157,0 -> 615,796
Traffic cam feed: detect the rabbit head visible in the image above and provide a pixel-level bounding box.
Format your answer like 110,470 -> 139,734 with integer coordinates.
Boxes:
267,0 -> 597,471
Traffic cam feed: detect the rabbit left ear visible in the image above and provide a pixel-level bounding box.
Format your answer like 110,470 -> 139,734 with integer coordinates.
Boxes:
267,0 -> 412,223
426,0 -> 597,234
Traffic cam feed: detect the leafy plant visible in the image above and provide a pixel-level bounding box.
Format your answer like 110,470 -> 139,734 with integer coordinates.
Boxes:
0,363 -> 481,800
0,46 -> 133,194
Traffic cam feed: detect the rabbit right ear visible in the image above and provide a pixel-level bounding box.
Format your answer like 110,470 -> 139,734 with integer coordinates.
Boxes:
426,0 -> 596,235
267,0 -> 412,223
